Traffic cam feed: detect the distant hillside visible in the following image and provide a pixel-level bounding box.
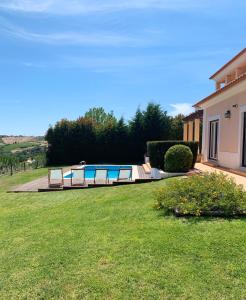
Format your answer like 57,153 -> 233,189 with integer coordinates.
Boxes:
0,136 -> 45,145
0,136 -> 47,162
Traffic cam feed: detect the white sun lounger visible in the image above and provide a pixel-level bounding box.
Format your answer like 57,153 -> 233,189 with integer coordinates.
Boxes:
48,168 -> 64,188
94,169 -> 109,184
117,169 -> 132,181
71,168 -> 85,186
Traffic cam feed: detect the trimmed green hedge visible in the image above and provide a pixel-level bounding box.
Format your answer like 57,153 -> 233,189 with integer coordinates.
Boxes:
165,145 -> 193,173
147,140 -> 198,170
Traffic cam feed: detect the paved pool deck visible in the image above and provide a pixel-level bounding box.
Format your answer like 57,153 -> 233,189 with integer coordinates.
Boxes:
195,163 -> 246,189
10,163 -> 246,193
9,165 -> 152,193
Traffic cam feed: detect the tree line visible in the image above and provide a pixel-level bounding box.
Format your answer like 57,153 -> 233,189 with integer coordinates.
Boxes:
45,103 -> 184,165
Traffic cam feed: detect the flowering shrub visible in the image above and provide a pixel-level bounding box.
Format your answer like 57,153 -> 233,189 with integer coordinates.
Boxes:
156,172 -> 246,216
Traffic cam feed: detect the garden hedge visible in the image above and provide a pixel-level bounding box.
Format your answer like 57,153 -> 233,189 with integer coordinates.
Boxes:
165,145 -> 193,173
155,172 -> 246,217
147,140 -> 198,170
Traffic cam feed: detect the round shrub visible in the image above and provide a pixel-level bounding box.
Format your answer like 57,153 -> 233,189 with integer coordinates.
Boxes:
155,172 -> 246,217
164,144 -> 193,173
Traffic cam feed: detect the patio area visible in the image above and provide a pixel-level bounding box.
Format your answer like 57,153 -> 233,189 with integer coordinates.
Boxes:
9,162 -> 246,193
195,163 -> 246,189
9,165 -> 154,193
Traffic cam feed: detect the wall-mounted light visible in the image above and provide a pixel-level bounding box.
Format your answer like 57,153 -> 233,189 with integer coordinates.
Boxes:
225,110 -> 231,118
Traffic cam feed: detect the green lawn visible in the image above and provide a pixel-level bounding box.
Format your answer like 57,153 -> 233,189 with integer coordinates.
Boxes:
0,170 -> 246,299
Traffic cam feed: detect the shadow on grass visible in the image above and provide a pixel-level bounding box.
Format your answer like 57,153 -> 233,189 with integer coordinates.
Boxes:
154,207 -> 246,224
178,215 -> 246,224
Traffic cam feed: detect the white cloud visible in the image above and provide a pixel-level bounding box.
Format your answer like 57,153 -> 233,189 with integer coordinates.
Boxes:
19,54 -> 164,73
64,55 -> 163,69
0,0 -> 218,15
0,0 -> 51,13
0,20 -> 147,46
169,103 -> 194,117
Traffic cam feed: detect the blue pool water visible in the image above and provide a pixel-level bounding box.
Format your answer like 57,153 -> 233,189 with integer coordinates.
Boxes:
64,165 -> 132,180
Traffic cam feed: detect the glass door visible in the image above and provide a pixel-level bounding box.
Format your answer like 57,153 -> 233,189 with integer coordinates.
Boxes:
209,120 -> 219,160
242,112 -> 246,167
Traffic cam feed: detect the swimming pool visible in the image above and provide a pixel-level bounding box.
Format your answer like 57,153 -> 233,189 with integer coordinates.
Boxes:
64,165 -> 132,180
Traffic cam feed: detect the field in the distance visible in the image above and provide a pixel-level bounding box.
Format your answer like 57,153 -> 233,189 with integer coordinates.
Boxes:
1,135 -> 44,145
0,170 -> 246,299
0,136 -> 47,159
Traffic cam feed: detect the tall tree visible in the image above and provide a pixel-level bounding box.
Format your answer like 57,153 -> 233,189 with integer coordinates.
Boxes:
169,114 -> 185,140
142,103 -> 171,142
45,103 -> 182,165
115,117 -> 130,163
129,108 -> 145,161
84,107 -> 117,126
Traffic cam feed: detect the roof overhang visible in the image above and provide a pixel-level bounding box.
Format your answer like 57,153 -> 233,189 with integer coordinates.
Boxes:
194,73 -> 246,109
183,110 -> 203,122
210,48 -> 246,81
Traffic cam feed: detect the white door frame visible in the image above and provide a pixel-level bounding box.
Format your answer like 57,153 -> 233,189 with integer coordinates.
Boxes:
206,114 -> 221,162
239,105 -> 246,170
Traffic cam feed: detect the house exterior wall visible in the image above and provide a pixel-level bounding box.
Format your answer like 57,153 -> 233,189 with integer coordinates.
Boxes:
183,120 -> 200,142
183,123 -> 188,141
183,110 -> 203,157
202,83 -> 246,169
194,119 -> 200,142
188,121 -> 194,141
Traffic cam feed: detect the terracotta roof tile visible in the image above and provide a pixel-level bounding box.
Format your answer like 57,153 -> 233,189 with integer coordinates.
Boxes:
183,110 -> 203,122
193,72 -> 246,108
210,48 -> 246,79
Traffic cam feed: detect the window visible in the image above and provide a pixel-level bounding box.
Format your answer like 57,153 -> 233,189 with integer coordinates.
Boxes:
209,120 -> 219,160
242,112 -> 246,167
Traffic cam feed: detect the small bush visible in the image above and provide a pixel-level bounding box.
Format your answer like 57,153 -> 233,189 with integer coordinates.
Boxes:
147,141 -> 198,170
156,173 -> 246,217
165,145 -> 193,173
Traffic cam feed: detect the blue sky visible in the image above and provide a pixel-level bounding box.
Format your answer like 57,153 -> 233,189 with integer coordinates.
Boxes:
0,0 -> 246,135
